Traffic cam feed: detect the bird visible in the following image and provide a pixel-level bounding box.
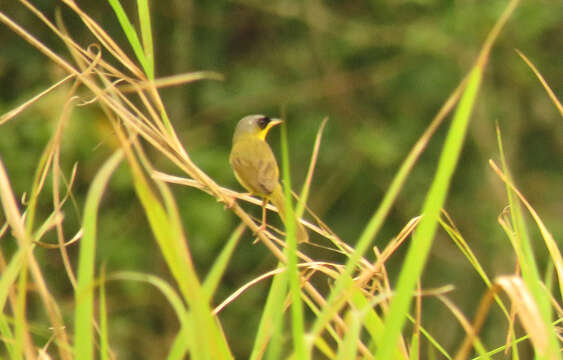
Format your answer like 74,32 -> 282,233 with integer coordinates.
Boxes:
229,114 -> 309,243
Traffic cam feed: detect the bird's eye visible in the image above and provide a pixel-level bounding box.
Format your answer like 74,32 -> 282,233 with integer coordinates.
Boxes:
257,116 -> 271,129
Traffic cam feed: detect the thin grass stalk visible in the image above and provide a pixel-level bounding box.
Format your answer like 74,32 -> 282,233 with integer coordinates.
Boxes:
515,50 -> 563,117
16,265 -> 34,360
489,160 -> 563,303
495,129 -> 561,359
0,157 -> 72,360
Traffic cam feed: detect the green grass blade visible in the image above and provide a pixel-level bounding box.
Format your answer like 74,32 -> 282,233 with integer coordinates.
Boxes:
127,148 -> 232,359
0,246 -> 26,360
99,266 -> 109,360
0,249 -> 25,330
136,0 -> 154,79
203,224 -> 245,299
167,318 -> 192,360
439,218 -> 512,320
409,332 -> 419,360
375,66 -> 483,360
106,0 -> 149,74
335,311 -> 361,360
251,266 -> 288,360
162,182 -> 233,359
471,333 -> 529,359
308,68 -> 466,352
0,314 -> 16,360
408,316 -> 451,360
74,150 -> 124,360
109,271 -> 189,329
308,2 -> 519,353
107,271 -> 192,360
349,286 -> 384,344
280,121 -> 306,359
15,266 -> 28,360
496,128 -> 561,360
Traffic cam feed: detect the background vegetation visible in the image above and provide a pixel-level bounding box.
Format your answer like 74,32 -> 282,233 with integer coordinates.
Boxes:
0,0 -> 561,359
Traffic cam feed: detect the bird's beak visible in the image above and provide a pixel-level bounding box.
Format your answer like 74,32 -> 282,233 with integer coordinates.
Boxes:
268,118 -> 283,128
258,118 -> 283,140
262,118 -> 283,136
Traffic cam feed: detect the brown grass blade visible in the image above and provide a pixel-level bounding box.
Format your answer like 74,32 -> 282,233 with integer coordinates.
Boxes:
515,49 -> 563,117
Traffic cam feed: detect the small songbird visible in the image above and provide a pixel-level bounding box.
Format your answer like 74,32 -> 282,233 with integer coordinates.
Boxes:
229,115 -> 309,243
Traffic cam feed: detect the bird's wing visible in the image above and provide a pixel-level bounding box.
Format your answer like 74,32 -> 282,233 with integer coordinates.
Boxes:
230,138 -> 279,196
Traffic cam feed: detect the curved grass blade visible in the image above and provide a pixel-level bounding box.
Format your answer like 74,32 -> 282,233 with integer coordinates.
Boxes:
74,149 -> 124,360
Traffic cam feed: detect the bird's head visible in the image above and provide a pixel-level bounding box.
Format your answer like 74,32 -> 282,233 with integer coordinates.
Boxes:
233,115 -> 282,143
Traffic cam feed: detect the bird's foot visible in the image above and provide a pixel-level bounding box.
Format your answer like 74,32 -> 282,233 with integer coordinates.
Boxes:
256,223 -> 267,233
221,195 -> 237,209
251,223 -> 268,244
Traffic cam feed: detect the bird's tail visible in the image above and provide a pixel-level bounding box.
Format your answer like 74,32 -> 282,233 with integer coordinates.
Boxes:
271,184 -> 309,243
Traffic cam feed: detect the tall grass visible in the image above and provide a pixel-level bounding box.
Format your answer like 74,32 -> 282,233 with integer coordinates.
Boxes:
0,0 -> 561,359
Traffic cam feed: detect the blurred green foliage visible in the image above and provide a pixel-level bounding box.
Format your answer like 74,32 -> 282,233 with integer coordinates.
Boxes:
0,0 -> 561,358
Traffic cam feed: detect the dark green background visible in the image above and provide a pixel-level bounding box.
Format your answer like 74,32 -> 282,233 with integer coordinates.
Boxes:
0,1 -> 561,358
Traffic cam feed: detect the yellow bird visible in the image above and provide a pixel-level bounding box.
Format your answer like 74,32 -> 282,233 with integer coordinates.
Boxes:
229,115 -> 309,243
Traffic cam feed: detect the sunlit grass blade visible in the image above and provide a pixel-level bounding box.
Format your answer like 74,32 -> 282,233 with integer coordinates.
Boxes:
106,0 -> 150,75
495,128 -> 561,359
335,310 -> 361,360
409,316 -> 451,360
99,266 -> 110,360
109,271 -> 189,327
203,224 -> 245,299
376,65 -> 483,360
371,0 -> 521,354
107,271 -> 192,359
409,332 -> 419,360
301,286 -> 344,358
123,138 -> 232,359
471,334 -> 529,359
258,269 -> 287,360
137,0 -> 154,79
280,121 -> 306,359
15,266 -> 29,360
0,249 -> 25,332
0,155 -> 70,359
489,159 -> 563,303
439,216 -> 512,320
307,24 -> 480,354
167,319 -> 192,360
0,314 -> 16,359
349,286 -> 384,345
0,248 -> 25,359
74,149 -> 124,360
161,182 -> 233,359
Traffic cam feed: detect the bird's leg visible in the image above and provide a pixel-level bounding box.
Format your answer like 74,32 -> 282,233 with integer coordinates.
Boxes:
251,198 -> 269,244
258,197 -> 269,232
